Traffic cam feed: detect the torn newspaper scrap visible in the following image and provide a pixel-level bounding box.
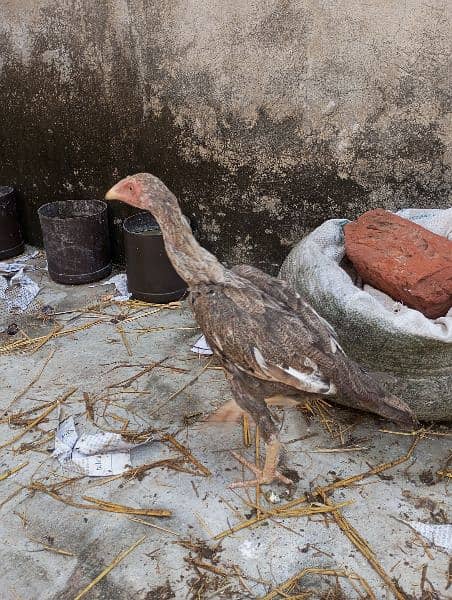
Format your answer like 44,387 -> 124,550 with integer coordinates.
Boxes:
0,268 -> 40,312
53,416 -> 148,476
0,250 -> 39,275
404,521 -> 452,554
191,334 -> 213,355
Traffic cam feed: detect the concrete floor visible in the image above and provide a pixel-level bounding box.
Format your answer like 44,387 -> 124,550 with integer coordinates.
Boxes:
0,250 -> 450,600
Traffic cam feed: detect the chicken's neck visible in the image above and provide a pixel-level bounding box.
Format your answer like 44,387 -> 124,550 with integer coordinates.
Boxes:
152,199 -> 226,287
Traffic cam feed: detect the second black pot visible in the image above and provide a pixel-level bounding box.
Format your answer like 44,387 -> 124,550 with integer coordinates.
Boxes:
124,212 -> 190,303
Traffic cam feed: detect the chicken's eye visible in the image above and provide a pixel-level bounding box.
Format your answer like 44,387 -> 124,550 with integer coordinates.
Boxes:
129,185 -> 133,191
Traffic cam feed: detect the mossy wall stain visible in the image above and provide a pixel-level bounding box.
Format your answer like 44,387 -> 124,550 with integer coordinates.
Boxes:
0,1 -> 450,272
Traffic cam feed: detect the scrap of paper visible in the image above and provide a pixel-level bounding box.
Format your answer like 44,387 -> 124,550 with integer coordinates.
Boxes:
101,273 -> 131,302
0,251 -> 41,314
0,269 -> 40,312
404,521 -> 452,554
191,334 -> 213,355
53,416 -> 148,476
0,250 -> 39,275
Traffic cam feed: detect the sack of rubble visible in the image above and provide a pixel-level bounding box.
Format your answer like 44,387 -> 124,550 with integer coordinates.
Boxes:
279,208 -> 452,421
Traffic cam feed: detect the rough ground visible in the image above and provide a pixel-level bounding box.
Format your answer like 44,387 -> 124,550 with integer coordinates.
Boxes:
0,251 -> 450,600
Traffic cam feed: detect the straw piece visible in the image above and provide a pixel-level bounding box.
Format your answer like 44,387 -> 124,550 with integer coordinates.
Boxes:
1,400 -> 56,425
318,436 -> 420,496
186,558 -> 229,577
437,470 -> 452,479
73,536 -> 146,600
127,516 -> 181,537
116,324 -> 132,356
82,495 -> 172,517
0,486 -> 24,509
48,476 -> 86,492
322,494 -> 406,600
446,557 -> 451,590
31,325 -> 63,354
194,512 -> 215,537
0,388 -> 77,451
149,360 -> 211,416
50,298 -> 112,317
311,446 -> 369,453
242,414 -> 251,448
163,434 -> 211,477
30,482 -> 171,517
0,320 -> 104,354
123,458 -> 195,480
27,536 -> 75,557
247,499 -> 353,520
0,462 -> 29,482
109,356 -> 169,388
122,307 -> 165,324
379,428 -> 451,438
4,349 -> 55,412
214,500 -> 352,540
255,425 -> 261,518
261,567 -> 376,600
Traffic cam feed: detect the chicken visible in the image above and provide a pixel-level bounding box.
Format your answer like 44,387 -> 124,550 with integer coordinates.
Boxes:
105,173 -> 417,488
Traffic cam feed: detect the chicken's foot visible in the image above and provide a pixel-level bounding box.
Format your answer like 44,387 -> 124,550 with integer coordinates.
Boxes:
229,437 -> 293,488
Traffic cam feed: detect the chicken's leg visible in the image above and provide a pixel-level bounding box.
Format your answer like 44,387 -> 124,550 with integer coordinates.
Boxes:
226,367 -> 293,488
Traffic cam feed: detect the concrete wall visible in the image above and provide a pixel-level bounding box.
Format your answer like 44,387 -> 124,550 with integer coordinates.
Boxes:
0,1 -> 450,270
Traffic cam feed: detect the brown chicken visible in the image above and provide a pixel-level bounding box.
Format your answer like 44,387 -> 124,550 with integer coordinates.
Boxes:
105,173 -> 417,488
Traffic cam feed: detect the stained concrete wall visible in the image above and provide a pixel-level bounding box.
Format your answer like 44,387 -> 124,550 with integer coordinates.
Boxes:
0,1 -> 450,270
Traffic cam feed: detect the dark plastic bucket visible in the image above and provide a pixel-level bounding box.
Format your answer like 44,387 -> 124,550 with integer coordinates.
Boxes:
124,212 -> 190,303
38,199 -> 112,284
0,186 -> 24,260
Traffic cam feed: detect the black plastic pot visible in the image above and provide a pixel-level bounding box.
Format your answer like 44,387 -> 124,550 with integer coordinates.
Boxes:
124,212 -> 190,303
0,186 -> 24,260
38,199 -> 111,284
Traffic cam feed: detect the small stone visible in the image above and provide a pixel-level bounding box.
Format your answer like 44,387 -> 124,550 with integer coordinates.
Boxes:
322,100 -> 337,115
265,490 -> 281,504
41,304 -> 54,315
344,209 -> 452,318
6,323 -> 19,336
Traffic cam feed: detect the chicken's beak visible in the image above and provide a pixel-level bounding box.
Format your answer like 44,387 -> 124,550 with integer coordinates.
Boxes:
105,183 -> 121,201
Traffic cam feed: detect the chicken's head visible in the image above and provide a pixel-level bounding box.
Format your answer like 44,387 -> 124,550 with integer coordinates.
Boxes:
105,173 -> 177,218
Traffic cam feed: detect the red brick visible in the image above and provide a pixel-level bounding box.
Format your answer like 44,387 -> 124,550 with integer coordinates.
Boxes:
344,209 -> 452,318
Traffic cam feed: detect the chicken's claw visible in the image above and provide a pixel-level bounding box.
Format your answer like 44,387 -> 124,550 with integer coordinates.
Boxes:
229,450 -> 293,488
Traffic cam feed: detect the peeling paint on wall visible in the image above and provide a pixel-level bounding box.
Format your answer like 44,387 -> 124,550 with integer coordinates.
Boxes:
0,0 -> 450,271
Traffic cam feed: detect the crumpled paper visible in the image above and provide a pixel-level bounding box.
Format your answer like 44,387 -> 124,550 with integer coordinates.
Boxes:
404,521 -> 452,554
0,251 -> 41,312
191,334 -> 213,355
0,269 -> 40,311
101,273 -> 131,302
0,250 -> 39,275
53,415 -> 149,476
